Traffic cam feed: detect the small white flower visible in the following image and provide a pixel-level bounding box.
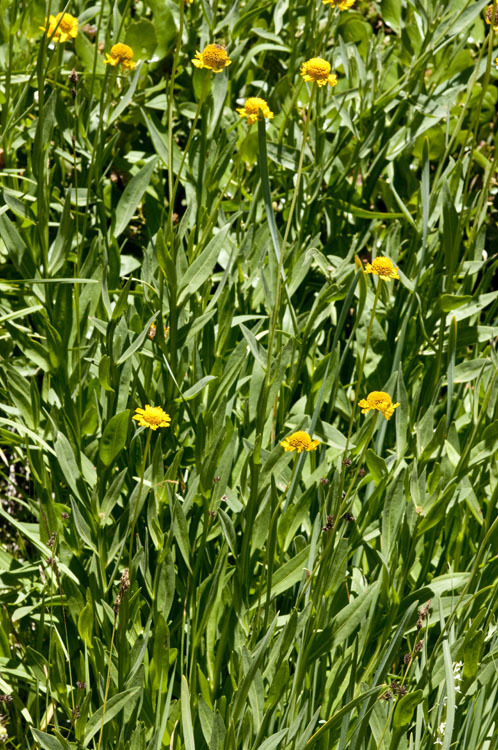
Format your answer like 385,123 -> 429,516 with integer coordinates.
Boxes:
453,661 -> 464,684
436,720 -> 446,744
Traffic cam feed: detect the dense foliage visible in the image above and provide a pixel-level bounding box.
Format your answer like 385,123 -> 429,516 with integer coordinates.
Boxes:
0,0 -> 497,748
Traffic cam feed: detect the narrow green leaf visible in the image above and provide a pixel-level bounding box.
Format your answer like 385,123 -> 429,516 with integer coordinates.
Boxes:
174,375 -> 218,402
116,312 -> 159,364
181,676 -> 196,750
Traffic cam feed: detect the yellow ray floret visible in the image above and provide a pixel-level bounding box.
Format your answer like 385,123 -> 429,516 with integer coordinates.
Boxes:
323,0 -> 356,9
300,57 -> 337,87
236,97 -> 274,125
364,256 -> 399,280
133,405 -> 171,430
40,12 -> 78,43
486,5 -> 498,30
105,43 -> 136,70
358,392 -> 400,421
192,44 -> 231,73
280,431 -> 320,453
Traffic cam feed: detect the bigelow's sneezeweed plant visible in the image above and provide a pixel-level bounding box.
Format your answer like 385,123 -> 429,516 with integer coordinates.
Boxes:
0,0 -> 497,748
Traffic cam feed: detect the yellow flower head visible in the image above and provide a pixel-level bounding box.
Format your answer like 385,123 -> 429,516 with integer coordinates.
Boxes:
236,97 -> 274,125
300,57 -> 337,87
364,256 -> 399,281
105,43 -> 136,70
280,431 -> 320,454
147,323 -> 170,340
323,0 -> 356,8
486,5 -> 498,30
133,405 -> 171,430
358,392 -> 400,421
40,12 -> 78,43
192,44 -> 231,73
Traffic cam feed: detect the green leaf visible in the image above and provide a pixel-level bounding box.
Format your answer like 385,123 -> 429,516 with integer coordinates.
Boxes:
449,0 -> 489,36
451,359 -> 491,383
380,0 -> 402,32
75,32 -> 105,72
31,729 -> 66,750
99,410 -> 130,467
175,375 -> 218,401
257,730 -> 289,750
55,432 -> 83,501
271,545 -> 310,597
172,500 -> 192,572
439,294 -> 473,312
181,676 -> 196,750
83,688 -> 140,746
177,224 -> 231,306
209,711 -> 226,750
365,449 -> 387,484
77,601 -> 94,648
147,0 -> 177,58
98,354 -> 115,392
392,689 -> 423,730
463,631 -> 484,685
108,64 -> 142,126
112,276 -> 134,321
125,19 -> 157,59
113,157 -> 158,238
116,313 -> 159,365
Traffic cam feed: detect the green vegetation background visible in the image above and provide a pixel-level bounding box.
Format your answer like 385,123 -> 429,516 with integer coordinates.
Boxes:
0,0 -> 497,748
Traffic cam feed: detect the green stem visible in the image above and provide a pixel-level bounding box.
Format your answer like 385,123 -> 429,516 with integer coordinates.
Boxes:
166,0 -> 186,236
166,72 -> 210,242
196,130 -> 250,251
262,457 -> 300,630
128,428 -> 152,570
240,90 -> 317,597
338,412 -> 379,519
97,611 -> 118,750
72,84 -> 82,429
259,85 -> 316,427
343,278 -> 382,461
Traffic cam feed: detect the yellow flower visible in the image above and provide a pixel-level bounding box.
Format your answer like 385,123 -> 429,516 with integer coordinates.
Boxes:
147,323 -> 170,340
192,44 -> 231,73
236,97 -> 274,125
133,405 -> 171,430
104,43 -> 136,70
358,392 -> 400,421
486,5 -> 498,30
300,57 -> 337,87
280,431 -> 320,453
323,0 -> 356,8
364,256 -> 399,281
40,12 -> 78,43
